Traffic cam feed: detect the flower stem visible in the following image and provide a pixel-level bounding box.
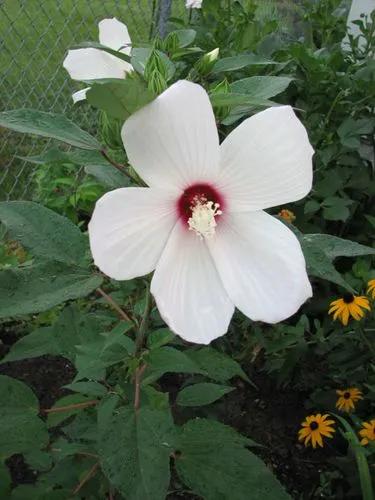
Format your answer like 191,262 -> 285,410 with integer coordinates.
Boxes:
97,287 -> 134,324
72,462 -> 99,495
135,282 -> 152,355
43,399 -> 98,414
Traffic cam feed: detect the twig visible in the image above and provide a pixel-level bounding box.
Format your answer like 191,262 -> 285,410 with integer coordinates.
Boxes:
134,364 -> 147,412
135,283 -> 152,354
43,399 -> 98,414
97,287 -> 133,323
100,148 -> 128,174
72,462 -> 100,495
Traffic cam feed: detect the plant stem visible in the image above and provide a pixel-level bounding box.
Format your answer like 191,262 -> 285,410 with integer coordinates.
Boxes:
134,363 -> 147,412
43,399 -> 98,414
72,462 -> 100,495
358,326 -> 375,358
100,148 -> 128,174
97,287 -> 133,324
135,282 -> 152,354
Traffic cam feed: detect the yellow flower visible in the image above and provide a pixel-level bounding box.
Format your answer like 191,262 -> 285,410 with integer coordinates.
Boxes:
298,414 -> 335,448
278,209 -> 296,224
359,419 -> 375,446
328,294 -> 370,326
367,279 -> 375,300
336,387 -> 363,412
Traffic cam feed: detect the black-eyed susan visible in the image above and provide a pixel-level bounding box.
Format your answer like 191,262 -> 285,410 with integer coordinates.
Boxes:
298,414 -> 335,448
336,387 -> 363,412
359,419 -> 375,446
367,279 -> 375,300
278,209 -> 296,224
328,294 -> 371,326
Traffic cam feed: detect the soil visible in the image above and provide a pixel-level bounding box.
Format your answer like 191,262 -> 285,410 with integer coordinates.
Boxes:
0,324 -> 335,499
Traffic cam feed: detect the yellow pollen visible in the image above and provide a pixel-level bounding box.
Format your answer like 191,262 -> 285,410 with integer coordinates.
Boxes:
188,200 -> 222,239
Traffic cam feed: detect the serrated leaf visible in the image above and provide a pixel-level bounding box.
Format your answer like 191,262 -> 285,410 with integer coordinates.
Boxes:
0,262 -> 102,318
176,419 -> 290,500
0,109 -> 100,149
304,234 -> 375,259
99,407 -> 175,500
177,383 -> 234,406
86,78 -> 156,120
0,202 -> 89,266
143,347 -> 205,384
186,347 -> 250,383
210,92 -> 274,108
0,375 -> 48,459
19,147 -> 107,166
147,328 -> 175,349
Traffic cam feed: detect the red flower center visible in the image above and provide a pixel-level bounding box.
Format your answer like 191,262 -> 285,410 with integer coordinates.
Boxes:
177,183 -> 225,223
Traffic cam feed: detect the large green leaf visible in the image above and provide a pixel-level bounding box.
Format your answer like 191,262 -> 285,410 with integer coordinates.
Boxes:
0,202 -> 89,266
0,375 -> 48,459
212,54 -> 279,73
176,419 -> 290,500
19,147 -> 108,166
230,76 -> 293,99
176,383 -> 234,407
0,261 -> 102,318
99,407 -> 175,500
143,347 -> 205,384
85,164 -> 129,189
0,109 -> 100,150
186,347 -> 250,383
86,79 -> 155,120
210,93 -> 274,108
301,233 -> 375,291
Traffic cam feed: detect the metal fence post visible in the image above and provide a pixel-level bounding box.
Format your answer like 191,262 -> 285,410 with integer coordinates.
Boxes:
157,0 -> 172,38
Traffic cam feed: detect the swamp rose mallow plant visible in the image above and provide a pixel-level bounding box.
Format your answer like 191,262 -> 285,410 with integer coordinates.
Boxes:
89,80 -> 314,344
63,18 -> 132,103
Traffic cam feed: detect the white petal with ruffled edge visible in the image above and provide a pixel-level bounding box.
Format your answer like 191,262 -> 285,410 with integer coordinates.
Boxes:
218,106 -> 314,212
88,187 -> 179,280
121,80 -> 220,190
63,48 -> 126,81
98,18 -> 132,54
151,221 -> 234,344
208,211 -> 312,323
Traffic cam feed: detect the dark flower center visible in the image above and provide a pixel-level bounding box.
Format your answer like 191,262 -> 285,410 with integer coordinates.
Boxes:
177,183 -> 224,222
309,421 -> 319,430
343,392 -> 351,399
343,293 -> 354,304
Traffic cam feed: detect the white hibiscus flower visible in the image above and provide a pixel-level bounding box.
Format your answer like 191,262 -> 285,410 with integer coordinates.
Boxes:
63,18 -> 132,103
89,81 -> 314,344
186,0 -> 203,8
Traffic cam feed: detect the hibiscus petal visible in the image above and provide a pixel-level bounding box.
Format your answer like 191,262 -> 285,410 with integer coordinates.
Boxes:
63,48 -> 126,81
88,187 -> 179,280
208,211 -> 312,323
98,18 -> 132,53
218,106 -> 314,211
151,221 -> 234,344
72,87 -> 90,103
121,80 -> 220,190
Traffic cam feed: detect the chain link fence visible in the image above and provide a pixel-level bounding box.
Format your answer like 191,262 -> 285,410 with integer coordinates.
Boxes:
0,0 -> 186,201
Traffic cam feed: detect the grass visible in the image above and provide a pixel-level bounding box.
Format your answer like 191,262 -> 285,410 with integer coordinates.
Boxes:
0,0 -> 186,200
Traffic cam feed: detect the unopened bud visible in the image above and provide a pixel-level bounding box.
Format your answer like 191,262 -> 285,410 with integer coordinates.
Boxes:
147,69 -> 168,95
195,47 -> 219,76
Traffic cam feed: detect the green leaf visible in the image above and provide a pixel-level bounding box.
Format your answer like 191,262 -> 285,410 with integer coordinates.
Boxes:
47,394 -> 93,428
186,347 -> 250,383
322,196 -> 352,221
304,199 -> 321,215
147,328 -> 175,349
143,347 -> 205,384
0,463 -> 11,498
72,41 -> 131,64
63,381 -> 108,397
176,419 -> 290,500
99,407 -> 175,500
0,375 -> 48,459
210,93 -> 274,108
86,78 -> 156,120
0,261 -> 102,318
177,383 -> 234,407
212,54 -> 279,73
18,147 -> 107,166
338,117 -> 374,149
300,233 -> 375,291
230,76 -> 293,99
0,202 -> 89,266
85,164 -> 128,189
174,29 -> 197,47
131,48 -> 176,80
1,326 -> 58,363
0,109 -> 100,150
